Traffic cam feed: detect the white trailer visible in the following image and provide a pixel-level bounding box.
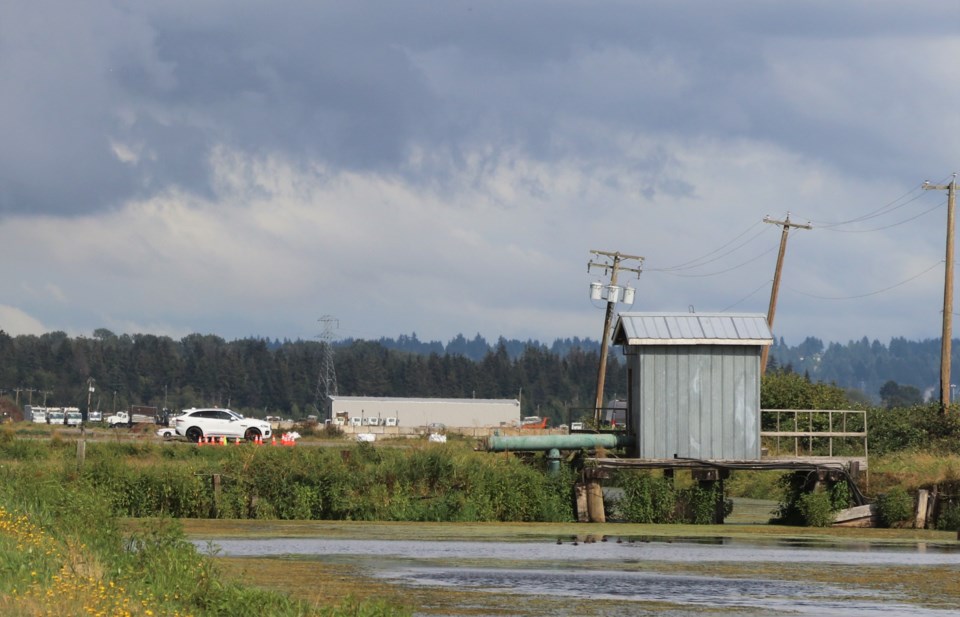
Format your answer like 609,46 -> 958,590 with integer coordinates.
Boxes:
107,411 -> 156,427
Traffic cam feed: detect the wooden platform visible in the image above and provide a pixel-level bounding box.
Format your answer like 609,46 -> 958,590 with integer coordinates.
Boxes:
586,457 -> 866,472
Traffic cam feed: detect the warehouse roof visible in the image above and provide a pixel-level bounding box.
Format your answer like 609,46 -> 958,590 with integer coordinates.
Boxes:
613,312 -> 773,346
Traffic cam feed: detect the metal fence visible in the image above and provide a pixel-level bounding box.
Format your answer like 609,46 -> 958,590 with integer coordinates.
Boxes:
760,408 -> 868,460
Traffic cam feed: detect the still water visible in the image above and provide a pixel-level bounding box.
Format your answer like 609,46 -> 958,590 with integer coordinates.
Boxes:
206,536 -> 960,616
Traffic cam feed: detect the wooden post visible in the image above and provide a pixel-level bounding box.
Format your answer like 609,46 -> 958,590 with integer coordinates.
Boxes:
575,483 -> 590,523
211,474 -> 221,518
586,479 -> 606,523
76,439 -> 86,470
915,489 -> 930,529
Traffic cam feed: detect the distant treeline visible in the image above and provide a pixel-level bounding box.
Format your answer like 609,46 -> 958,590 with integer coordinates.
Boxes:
0,329 -> 619,424
1,327 -> 952,418
768,335 -> 955,401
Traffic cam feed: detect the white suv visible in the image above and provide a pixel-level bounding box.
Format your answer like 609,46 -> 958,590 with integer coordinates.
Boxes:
174,408 -> 272,443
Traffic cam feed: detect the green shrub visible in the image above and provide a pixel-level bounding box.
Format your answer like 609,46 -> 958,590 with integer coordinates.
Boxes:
773,471 -> 852,526
935,500 -> 960,531
797,490 -> 834,527
875,486 -> 914,528
868,404 -> 960,456
829,480 -> 851,511
678,485 -> 721,525
615,471 -> 676,523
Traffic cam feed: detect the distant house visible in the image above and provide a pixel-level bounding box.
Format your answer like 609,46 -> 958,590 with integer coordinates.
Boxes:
612,312 -> 772,461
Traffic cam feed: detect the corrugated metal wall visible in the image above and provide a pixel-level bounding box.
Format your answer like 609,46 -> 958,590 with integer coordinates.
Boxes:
329,398 -> 520,428
631,345 -> 760,460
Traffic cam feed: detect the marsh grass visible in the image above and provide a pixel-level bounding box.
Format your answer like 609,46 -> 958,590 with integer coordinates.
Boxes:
0,462 -> 410,617
70,440 -> 574,523
871,452 -> 960,493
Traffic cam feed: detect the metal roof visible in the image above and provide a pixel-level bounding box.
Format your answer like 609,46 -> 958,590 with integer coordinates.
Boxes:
613,312 -> 772,346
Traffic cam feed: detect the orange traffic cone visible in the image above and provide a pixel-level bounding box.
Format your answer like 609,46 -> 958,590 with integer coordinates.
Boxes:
197,436 -> 203,446
271,436 -> 276,446
235,437 -> 240,446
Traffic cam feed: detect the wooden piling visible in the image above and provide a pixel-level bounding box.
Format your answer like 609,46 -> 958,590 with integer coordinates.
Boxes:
211,474 -> 221,518
76,439 -> 86,470
586,479 -> 605,523
575,483 -> 589,522
915,489 -> 930,529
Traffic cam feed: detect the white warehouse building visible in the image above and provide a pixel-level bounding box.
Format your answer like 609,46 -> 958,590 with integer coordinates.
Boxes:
327,396 -> 521,429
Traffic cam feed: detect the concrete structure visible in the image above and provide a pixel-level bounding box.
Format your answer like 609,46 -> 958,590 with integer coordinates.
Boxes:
612,312 -> 772,461
327,396 -> 520,429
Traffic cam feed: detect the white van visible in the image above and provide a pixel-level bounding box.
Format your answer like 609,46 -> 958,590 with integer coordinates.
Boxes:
46,409 -> 65,425
349,417 -> 362,427
364,417 -> 381,427
384,417 -> 398,427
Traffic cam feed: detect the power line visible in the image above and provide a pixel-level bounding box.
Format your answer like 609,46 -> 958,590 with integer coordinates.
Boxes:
815,198 -> 944,233
649,220 -> 769,272
800,185 -> 927,228
785,260 -> 943,300
720,279 -> 771,312
652,243 -> 778,278
798,175 -> 953,229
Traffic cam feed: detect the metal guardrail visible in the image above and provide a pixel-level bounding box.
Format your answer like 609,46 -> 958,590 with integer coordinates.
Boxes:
760,408 -> 868,460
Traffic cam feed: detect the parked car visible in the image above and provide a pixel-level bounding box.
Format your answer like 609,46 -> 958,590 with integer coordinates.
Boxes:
174,408 -> 272,443
156,426 -> 177,439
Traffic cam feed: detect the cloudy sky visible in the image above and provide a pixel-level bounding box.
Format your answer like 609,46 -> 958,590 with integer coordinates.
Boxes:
2,1 -> 960,347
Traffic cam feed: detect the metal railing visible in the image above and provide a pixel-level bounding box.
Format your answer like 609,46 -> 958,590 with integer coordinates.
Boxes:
760,409 -> 868,460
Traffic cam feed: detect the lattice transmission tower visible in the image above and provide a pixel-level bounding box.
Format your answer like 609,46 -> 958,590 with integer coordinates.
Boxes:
314,315 -> 339,418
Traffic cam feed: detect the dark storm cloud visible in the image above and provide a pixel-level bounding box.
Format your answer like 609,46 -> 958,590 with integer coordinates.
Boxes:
2,0 -> 959,216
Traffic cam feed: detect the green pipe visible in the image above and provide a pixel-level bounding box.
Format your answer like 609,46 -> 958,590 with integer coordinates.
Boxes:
547,448 -> 562,474
485,433 -> 632,452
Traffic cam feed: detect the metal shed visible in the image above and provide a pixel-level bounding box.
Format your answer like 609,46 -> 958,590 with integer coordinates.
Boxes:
612,312 -> 772,461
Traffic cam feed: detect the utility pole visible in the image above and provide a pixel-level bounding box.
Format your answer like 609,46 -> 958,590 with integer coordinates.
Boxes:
86,378 -> 95,414
924,175 -> 957,412
588,250 -> 643,425
760,214 -> 812,375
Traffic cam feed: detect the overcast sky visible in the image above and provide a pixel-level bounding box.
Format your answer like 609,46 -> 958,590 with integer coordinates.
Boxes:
2,1 -> 960,347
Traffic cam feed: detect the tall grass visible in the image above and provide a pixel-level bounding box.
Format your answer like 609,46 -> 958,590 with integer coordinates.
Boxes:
71,441 -> 574,522
0,464 -> 410,616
